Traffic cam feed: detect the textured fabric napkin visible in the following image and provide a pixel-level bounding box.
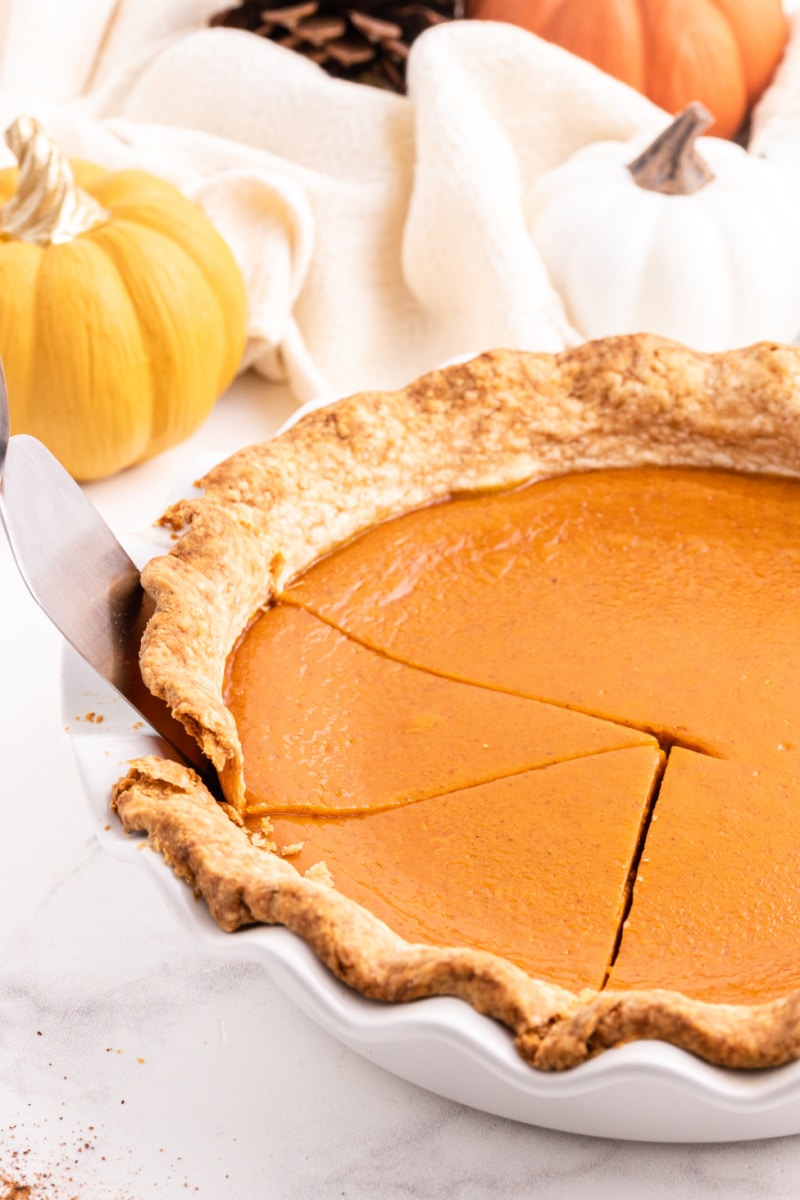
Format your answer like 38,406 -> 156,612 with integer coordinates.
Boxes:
0,0 -> 799,401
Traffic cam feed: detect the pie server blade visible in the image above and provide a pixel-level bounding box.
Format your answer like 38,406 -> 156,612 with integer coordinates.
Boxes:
0,400 -> 212,781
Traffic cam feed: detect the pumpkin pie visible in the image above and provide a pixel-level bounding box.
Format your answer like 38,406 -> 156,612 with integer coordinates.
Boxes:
112,333 -> 800,1072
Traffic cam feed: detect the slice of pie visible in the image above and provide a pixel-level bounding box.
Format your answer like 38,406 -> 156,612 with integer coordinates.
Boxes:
112,333 -> 800,1072
269,745 -> 664,993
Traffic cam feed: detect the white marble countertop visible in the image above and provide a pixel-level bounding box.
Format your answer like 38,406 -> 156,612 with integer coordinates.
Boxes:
2,372 -> 800,1199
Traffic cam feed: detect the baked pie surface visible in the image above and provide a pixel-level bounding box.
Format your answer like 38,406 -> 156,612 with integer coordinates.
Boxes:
225,603 -> 657,819
112,333 -> 800,1072
281,465 -> 800,768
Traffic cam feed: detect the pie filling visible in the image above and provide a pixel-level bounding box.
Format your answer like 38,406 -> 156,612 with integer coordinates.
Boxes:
268,746 -> 663,993
224,466 -> 800,1004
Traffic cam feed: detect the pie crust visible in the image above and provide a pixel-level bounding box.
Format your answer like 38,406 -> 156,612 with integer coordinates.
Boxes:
112,333 -> 800,1072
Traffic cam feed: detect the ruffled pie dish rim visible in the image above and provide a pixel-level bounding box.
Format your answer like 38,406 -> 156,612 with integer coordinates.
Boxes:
112,333 -> 800,1073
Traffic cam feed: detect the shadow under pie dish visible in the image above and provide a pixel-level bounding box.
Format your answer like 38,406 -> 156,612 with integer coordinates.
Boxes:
112,333 -> 800,1074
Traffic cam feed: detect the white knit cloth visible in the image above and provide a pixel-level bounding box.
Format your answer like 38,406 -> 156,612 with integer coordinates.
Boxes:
0,0 -> 799,400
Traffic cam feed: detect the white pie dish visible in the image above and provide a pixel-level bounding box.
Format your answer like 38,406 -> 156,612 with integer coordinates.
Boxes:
62,424 -> 800,1145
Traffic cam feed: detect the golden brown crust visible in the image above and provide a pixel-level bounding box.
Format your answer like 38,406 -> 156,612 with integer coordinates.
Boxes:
139,335 -> 800,804
111,758 -> 578,1044
128,333 -> 800,1069
112,757 -> 800,1071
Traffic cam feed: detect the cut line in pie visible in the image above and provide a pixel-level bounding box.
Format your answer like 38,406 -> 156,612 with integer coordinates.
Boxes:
281,465 -> 800,769
610,749 -> 800,1006
269,744 -> 664,993
225,603 -> 657,818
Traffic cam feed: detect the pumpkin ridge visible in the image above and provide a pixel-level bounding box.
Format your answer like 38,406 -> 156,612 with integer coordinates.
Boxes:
113,202 -> 246,392
80,231 -> 159,460
646,0 -> 746,138
30,236 -> 154,477
554,0 -> 645,92
87,216 -> 230,455
706,0 -> 788,104
629,0 -> 646,96
71,159 -> 113,192
0,166 -> 19,213
705,0 -> 747,108
90,171 -> 246,390
0,237 -> 44,429
86,222 -> 180,455
128,299 -> 159,460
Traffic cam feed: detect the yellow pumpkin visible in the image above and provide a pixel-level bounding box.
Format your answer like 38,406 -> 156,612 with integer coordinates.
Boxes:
0,116 -> 248,480
466,0 -> 788,140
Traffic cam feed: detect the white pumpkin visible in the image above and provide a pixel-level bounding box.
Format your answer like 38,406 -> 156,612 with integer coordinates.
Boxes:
527,104 -> 800,352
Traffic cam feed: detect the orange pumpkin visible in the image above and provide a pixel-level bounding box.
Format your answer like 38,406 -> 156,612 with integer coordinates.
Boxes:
466,0 -> 788,140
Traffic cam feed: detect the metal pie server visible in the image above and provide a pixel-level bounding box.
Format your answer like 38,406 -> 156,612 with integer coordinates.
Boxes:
0,364 -> 213,781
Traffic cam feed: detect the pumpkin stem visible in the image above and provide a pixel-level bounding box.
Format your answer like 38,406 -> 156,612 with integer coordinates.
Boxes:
0,115 -> 109,247
628,103 -> 715,196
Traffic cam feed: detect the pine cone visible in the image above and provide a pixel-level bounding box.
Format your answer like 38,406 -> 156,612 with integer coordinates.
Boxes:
210,1 -> 465,92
